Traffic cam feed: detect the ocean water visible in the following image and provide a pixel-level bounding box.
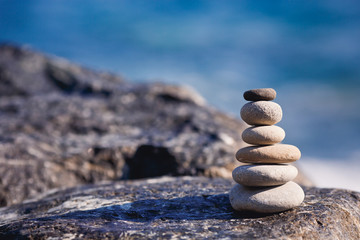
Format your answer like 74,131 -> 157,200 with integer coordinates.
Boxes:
1,0 -> 360,190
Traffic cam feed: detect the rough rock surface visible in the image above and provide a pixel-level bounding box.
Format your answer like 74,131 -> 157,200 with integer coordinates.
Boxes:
0,44 -> 249,206
0,176 -> 359,239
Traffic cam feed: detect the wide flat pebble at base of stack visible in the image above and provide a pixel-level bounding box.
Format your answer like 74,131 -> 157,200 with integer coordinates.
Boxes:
229,181 -> 305,213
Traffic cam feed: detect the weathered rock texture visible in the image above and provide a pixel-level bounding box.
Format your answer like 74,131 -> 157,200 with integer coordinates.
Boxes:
0,44 -> 250,206
0,176 -> 359,239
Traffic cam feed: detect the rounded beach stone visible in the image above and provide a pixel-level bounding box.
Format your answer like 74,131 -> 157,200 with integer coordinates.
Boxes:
242,125 -> 285,145
229,181 -> 304,213
235,144 -> 301,163
240,101 -> 282,126
243,88 -> 277,101
232,164 -> 298,186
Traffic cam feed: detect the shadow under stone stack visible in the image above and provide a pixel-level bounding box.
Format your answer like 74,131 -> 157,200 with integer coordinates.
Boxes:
229,88 -> 305,213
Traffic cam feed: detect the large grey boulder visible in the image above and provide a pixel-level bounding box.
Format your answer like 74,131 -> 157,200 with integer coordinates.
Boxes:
0,44 -> 250,206
0,176 -> 359,239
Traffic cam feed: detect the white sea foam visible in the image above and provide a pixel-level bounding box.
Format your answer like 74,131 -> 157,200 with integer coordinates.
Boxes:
300,155 -> 360,192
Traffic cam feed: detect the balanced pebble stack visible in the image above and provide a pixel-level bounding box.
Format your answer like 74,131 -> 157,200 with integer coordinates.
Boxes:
229,88 -> 304,213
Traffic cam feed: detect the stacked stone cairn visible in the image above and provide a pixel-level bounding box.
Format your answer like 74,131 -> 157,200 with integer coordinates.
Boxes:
229,88 -> 305,213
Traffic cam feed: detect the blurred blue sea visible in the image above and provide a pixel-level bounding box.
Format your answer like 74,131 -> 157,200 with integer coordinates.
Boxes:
1,0 -> 360,164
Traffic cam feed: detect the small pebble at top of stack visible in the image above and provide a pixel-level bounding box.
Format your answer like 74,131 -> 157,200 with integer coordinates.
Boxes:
243,88 -> 276,101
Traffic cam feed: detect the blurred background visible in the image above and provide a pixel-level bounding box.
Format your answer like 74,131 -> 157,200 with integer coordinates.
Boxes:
1,0 -> 360,190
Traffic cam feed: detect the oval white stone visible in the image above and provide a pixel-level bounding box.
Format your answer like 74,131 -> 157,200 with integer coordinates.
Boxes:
236,144 -> 301,164
229,181 -> 305,213
232,164 -> 298,186
242,125 -> 285,145
240,101 -> 282,126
